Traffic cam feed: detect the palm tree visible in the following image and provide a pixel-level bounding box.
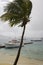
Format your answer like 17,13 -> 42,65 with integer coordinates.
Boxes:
0,0 -> 32,65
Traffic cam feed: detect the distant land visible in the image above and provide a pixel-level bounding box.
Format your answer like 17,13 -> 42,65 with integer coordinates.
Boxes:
0,35 -> 43,40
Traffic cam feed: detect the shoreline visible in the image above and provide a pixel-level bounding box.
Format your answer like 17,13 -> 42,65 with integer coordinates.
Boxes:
0,53 -> 43,65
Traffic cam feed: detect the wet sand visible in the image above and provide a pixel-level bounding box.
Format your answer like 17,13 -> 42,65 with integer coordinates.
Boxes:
0,53 -> 43,65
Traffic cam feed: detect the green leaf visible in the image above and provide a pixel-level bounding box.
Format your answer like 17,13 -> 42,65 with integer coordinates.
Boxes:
0,0 -> 32,27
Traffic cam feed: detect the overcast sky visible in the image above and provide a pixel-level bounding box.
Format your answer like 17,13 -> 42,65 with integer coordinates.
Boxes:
0,0 -> 43,38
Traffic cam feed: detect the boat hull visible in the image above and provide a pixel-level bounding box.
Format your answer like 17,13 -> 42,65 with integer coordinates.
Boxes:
5,43 -> 24,49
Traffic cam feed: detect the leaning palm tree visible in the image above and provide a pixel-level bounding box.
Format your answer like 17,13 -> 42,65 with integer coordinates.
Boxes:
0,0 -> 32,65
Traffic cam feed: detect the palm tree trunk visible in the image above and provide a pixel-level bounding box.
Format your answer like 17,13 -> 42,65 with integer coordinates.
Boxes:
13,25 -> 26,65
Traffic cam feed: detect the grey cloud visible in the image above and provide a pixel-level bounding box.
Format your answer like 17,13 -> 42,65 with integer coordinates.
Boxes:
30,0 -> 43,31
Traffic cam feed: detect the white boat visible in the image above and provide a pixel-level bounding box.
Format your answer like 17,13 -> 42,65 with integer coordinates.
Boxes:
5,42 -> 24,48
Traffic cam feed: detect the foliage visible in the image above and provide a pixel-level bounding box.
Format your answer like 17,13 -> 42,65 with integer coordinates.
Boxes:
0,0 -> 32,27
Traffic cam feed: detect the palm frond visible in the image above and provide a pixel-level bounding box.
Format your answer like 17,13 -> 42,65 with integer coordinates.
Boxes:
0,0 -> 32,27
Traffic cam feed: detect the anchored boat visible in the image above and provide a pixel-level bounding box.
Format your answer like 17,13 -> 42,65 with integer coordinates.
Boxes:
5,40 -> 24,48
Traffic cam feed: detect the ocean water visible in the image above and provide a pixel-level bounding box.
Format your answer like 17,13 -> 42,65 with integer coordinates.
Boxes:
21,41 -> 43,60
0,38 -> 43,61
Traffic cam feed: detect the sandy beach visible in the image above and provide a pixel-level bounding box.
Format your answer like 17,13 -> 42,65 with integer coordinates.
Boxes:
0,52 -> 43,65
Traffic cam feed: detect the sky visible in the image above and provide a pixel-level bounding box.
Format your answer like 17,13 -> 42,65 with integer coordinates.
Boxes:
0,0 -> 43,38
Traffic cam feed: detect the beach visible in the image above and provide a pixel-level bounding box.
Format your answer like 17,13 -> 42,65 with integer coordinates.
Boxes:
0,52 -> 43,65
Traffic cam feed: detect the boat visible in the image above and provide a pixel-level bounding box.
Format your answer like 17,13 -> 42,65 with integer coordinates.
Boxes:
5,43 -> 20,48
5,41 -> 24,48
31,39 -> 42,42
24,41 -> 33,45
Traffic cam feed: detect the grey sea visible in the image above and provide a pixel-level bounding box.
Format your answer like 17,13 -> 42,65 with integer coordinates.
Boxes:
0,37 -> 43,61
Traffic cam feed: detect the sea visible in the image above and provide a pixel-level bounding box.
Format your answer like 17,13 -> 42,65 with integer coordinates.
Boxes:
0,37 -> 43,61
